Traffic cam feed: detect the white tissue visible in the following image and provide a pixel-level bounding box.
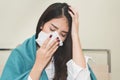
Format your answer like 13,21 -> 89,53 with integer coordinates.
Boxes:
36,31 -> 63,47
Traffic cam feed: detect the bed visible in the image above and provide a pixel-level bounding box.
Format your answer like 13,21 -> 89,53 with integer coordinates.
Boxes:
0,48 -> 111,80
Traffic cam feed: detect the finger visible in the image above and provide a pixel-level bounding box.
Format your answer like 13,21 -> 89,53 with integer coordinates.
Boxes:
50,45 -> 59,55
68,10 -> 74,18
48,41 -> 59,55
69,7 -> 79,18
46,37 -> 59,51
42,34 -> 52,48
68,9 -> 79,22
69,7 -> 77,15
68,7 -> 75,15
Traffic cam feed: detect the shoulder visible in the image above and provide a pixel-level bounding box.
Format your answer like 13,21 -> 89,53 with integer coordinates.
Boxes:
9,35 -> 36,62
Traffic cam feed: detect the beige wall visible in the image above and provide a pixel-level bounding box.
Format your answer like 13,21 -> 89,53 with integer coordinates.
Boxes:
0,0 -> 120,79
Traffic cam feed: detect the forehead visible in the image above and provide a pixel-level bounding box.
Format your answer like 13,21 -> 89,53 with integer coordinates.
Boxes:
48,17 -> 69,31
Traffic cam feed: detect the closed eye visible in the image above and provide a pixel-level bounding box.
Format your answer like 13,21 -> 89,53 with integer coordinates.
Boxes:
49,24 -> 58,32
50,27 -> 56,31
61,33 -> 67,37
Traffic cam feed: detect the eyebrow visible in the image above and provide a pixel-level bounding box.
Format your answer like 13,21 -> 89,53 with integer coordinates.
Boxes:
51,23 -> 68,33
51,23 -> 58,29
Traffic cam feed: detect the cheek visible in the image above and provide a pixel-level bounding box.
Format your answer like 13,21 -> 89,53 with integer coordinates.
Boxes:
62,38 -> 66,42
60,36 -> 67,42
61,30 -> 69,42
42,25 -> 51,33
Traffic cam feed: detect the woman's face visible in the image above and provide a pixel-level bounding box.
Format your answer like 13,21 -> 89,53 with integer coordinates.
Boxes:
41,17 -> 69,42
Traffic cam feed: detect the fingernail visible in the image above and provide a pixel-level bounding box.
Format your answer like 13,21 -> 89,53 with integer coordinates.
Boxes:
57,39 -> 60,42
68,8 -> 75,15
49,35 -> 52,38
57,43 -> 59,46
56,37 -> 59,40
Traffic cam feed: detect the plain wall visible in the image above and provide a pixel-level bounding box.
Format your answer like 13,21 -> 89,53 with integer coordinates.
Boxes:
0,0 -> 120,79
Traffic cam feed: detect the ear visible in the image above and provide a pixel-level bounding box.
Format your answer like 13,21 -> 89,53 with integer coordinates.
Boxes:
40,26 -> 43,30
40,22 -> 44,30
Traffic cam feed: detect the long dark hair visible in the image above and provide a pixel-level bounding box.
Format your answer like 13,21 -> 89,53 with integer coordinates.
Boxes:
35,3 -> 72,80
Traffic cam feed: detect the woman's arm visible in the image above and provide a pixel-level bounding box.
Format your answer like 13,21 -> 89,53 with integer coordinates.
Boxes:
30,36 -> 59,80
68,7 -> 86,68
65,6 -> 91,80
72,33 -> 86,68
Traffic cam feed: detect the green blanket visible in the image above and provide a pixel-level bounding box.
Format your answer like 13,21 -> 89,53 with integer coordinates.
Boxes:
0,35 -> 96,80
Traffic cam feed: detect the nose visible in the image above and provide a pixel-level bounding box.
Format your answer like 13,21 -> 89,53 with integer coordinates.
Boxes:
51,31 -> 63,46
54,30 -> 60,37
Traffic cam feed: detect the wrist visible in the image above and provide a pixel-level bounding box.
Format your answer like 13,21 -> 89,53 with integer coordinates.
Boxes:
30,59 -> 43,80
35,58 -> 44,71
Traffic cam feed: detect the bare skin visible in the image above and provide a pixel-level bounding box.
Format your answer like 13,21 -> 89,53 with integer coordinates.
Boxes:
30,17 -> 69,80
69,7 -> 86,68
30,6 -> 86,80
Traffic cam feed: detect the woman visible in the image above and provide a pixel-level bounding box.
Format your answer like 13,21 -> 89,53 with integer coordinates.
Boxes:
1,3 -> 96,80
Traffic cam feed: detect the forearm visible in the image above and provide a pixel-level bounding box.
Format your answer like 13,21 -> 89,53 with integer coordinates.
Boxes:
68,6 -> 86,69
72,34 -> 86,68
29,59 -> 43,80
